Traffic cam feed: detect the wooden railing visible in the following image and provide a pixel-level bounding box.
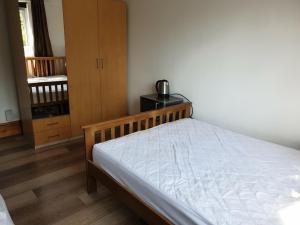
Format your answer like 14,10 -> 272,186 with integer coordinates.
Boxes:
83,103 -> 191,161
25,56 -> 67,77
28,80 -> 68,107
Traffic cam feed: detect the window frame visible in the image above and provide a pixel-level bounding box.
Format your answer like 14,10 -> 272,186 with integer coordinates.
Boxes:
19,1 -> 34,56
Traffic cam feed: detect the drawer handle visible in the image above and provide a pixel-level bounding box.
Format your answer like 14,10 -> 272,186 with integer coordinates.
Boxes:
47,122 -> 59,126
48,134 -> 60,139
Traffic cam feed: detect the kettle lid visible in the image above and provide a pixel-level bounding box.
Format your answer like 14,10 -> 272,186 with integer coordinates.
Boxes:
157,79 -> 169,83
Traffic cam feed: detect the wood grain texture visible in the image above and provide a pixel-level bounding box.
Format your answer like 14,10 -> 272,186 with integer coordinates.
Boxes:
25,57 -> 67,77
99,0 -> 128,121
33,115 -> 70,133
63,0 -> 102,137
1,140 -> 142,225
33,127 -> 71,146
52,196 -> 121,225
0,121 -> 22,138
5,191 -> 38,211
0,147 -> 69,172
63,0 -> 128,137
0,136 -> 31,152
1,163 -> 85,198
0,148 -> 32,164
78,188 -> 110,206
32,116 -> 71,146
90,208 -> 135,225
0,146 -> 82,189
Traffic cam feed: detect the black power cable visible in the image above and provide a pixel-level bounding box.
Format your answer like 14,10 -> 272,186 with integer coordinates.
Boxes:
170,93 -> 194,118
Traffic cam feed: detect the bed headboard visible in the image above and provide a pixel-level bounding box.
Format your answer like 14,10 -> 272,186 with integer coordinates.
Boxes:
83,102 -> 192,161
25,57 -> 67,77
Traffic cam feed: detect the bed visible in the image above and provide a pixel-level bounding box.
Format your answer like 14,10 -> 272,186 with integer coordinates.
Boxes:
83,103 -> 300,225
25,57 -> 69,118
27,75 -> 68,106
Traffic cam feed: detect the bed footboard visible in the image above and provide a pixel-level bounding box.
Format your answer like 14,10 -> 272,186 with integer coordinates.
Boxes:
83,103 -> 191,225
28,81 -> 68,107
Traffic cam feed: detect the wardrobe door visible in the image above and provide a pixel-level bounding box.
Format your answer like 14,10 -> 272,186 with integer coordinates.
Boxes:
98,0 -> 128,121
63,0 -> 102,136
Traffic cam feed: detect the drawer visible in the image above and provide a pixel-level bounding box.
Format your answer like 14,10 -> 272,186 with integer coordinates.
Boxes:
33,115 -> 70,133
0,121 -> 22,138
34,127 -> 71,146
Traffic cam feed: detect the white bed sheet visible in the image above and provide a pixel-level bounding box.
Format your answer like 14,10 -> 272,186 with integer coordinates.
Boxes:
27,75 -> 67,84
28,75 -> 68,104
0,195 -> 14,225
93,118 -> 300,225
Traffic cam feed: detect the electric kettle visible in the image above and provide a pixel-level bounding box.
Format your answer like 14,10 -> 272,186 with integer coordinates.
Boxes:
156,80 -> 169,98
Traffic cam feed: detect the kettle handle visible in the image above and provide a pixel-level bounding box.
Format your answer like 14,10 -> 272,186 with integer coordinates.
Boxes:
155,80 -> 160,93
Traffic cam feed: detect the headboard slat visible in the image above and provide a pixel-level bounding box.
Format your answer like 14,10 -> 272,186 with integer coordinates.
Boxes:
83,103 -> 192,161
83,103 -> 191,160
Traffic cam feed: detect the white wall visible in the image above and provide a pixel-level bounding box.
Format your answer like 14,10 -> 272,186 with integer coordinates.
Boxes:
0,0 -> 20,123
44,0 -> 65,56
126,0 -> 300,149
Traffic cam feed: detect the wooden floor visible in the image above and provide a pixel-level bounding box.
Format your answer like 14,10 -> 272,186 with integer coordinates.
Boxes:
0,137 -> 143,225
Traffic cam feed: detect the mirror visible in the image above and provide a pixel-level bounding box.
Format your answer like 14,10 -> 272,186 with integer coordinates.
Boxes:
19,0 -> 69,119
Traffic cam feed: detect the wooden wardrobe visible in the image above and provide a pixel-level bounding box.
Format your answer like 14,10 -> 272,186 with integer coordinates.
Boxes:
63,0 -> 128,136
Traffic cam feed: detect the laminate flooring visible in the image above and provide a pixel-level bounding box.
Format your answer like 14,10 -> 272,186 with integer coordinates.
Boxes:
0,138 -> 142,225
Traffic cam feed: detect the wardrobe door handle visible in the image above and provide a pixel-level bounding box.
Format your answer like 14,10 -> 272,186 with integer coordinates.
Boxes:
100,58 -> 104,70
47,122 -> 59,126
96,58 -> 100,69
96,58 -> 104,69
48,134 -> 60,139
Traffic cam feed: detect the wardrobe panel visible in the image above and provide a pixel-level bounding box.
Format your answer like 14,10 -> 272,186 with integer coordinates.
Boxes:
63,0 -> 102,136
99,0 -> 128,121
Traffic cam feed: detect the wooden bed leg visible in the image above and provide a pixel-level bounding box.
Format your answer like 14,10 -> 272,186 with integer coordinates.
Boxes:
86,161 -> 97,193
87,175 -> 97,194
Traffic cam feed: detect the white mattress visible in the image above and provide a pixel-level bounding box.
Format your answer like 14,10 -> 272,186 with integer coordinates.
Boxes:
93,118 -> 300,225
28,75 -> 68,104
27,75 -> 67,84
0,195 -> 14,225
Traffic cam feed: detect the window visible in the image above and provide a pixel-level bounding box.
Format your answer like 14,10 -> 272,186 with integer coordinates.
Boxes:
19,1 -> 34,56
19,6 -> 29,46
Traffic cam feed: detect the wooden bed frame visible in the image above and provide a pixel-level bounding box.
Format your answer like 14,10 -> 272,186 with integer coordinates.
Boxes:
26,56 -> 69,113
83,103 -> 192,225
25,56 -> 66,77
28,80 -> 68,108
